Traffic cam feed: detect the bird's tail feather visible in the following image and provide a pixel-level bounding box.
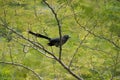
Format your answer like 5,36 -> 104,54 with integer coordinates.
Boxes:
28,31 -> 51,40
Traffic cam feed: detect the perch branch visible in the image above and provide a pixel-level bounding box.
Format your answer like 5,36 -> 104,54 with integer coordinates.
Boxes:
1,18 -> 83,80
43,0 -> 62,60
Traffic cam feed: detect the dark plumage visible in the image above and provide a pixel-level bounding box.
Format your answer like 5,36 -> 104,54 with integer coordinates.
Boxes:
28,31 -> 70,47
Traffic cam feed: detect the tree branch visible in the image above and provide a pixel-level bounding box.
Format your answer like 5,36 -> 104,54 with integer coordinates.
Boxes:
68,32 -> 90,68
69,3 -> 120,50
68,24 -> 96,68
66,1 -> 120,50
42,0 -> 62,60
8,45 -> 14,63
0,61 -> 43,80
1,18 -> 83,80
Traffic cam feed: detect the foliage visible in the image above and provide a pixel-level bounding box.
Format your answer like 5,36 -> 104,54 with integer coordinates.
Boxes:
0,0 -> 120,80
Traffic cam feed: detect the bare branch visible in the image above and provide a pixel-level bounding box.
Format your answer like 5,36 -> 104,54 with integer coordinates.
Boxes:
69,3 -> 120,50
68,31 -> 90,68
82,45 -> 110,54
42,0 -> 62,60
57,60 -> 83,80
0,20 -> 57,60
13,38 -> 55,59
1,18 -> 83,80
8,45 -> 14,63
33,0 -> 37,17
0,61 -> 43,80
69,24 -> 96,68
81,25 -> 120,49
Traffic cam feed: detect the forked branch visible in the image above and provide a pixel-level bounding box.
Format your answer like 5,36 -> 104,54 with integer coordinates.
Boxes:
42,0 -> 62,60
1,18 -> 83,80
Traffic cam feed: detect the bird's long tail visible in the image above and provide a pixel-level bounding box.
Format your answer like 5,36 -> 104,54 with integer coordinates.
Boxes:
28,31 -> 51,41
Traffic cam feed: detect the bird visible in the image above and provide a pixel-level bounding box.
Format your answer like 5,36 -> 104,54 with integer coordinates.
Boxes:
28,31 -> 70,47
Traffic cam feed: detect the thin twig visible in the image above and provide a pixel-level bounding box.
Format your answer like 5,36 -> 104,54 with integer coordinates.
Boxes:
66,1 -> 120,51
68,32 -> 90,68
8,45 -> 14,63
68,23 -> 96,68
1,18 -> 83,80
69,3 -> 120,50
0,61 -> 43,80
0,21 -> 57,60
82,45 -> 110,54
